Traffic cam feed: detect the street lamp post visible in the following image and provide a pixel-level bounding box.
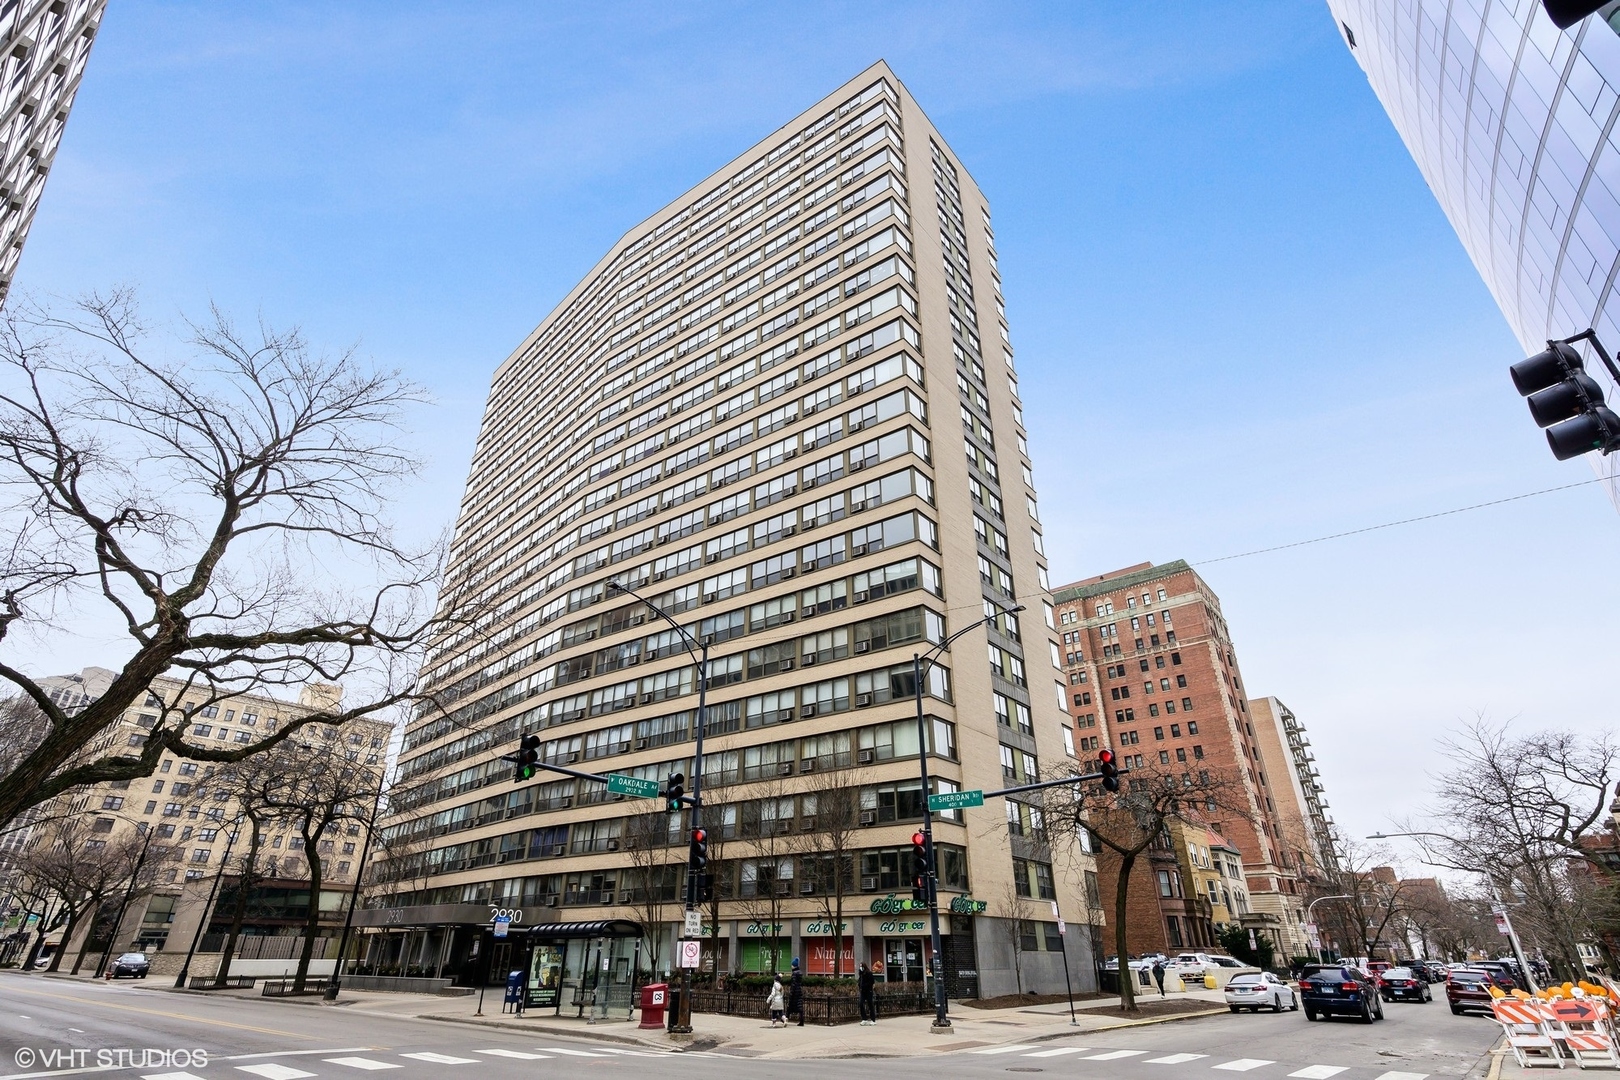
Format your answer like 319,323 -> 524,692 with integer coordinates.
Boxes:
1367,831 -> 1539,991
913,599 -> 1024,1034
324,782 -> 386,1002
1303,894 -> 1353,961
607,580 -> 707,1036
94,823 -> 156,978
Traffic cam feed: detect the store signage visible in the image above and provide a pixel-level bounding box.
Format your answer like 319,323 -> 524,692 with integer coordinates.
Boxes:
948,896 -> 987,915
869,894 -> 928,915
804,920 -> 848,934
744,922 -> 784,935
878,919 -> 928,933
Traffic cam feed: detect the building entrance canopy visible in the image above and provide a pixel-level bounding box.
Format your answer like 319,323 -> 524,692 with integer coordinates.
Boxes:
525,920 -> 642,941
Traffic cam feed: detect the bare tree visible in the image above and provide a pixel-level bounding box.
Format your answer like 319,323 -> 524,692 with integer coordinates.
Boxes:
790,765 -> 866,977
623,807 -> 679,975
250,735 -> 380,991
1042,766 -> 1233,1012
0,293 -> 437,829
732,777 -> 796,973
1000,877 -> 1037,995
1307,833 -> 1422,961
1411,718 -> 1619,982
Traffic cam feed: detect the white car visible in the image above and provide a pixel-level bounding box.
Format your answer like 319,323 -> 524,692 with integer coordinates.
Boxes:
1224,972 -> 1298,1012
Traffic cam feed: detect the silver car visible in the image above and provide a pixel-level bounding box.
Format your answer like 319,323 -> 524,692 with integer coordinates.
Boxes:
1224,972 -> 1297,1012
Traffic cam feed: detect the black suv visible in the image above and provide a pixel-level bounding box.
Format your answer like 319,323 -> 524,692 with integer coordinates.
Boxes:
1300,964 -> 1385,1023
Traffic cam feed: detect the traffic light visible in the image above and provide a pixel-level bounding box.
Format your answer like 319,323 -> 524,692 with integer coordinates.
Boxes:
514,734 -> 540,783
663,772 -> 685,813
697,873 -> 714,904
1098,748 -> 1120,794
1541,0 -> 1610,29
911,831 -> 929,903
1510,341 -> 1620,460
689,827 -> 709,874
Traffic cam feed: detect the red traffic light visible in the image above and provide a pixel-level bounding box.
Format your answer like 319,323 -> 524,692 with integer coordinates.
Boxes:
912,832 -> 925,847
692,828 -> 706,843
1098,748 -> 1114,765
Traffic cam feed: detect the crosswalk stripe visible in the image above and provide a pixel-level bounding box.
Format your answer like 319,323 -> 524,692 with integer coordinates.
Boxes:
143,1073 -> 209,1080
1024,1047 -> 1089,1058
595,1048 -> 662,1056
1148,1054 -> 1210,1065
1288,1068 -> 1347,1079
236,1066 -> 317,1080
478,1050 -> 553,1060
1084,1051 -> 1148,1061
536,1047 -> 614,1056
972,1045 -> 1040,1055
1371,1073 -> 1428,1080
1213,1061 -> 1275,1072
324,1058 -> 402,1070
400,1053 -> 479,1064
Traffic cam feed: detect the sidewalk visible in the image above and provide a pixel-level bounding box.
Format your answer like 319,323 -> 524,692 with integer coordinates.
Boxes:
388,986 -> 1232,1060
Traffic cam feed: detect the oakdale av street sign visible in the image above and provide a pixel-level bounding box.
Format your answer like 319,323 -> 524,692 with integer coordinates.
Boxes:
605,774 -> 660,799
927,789 -> 984,812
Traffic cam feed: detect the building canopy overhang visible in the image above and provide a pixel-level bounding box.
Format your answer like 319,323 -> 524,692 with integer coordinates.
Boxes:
525,920 -> 642,941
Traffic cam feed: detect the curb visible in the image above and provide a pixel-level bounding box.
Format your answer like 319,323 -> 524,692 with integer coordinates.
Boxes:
415,1012 -> 689,1052
1025,1005 -> 1231,1040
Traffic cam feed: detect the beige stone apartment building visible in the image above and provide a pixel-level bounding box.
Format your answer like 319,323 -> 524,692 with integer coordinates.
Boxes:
370,61 -> 1095,1001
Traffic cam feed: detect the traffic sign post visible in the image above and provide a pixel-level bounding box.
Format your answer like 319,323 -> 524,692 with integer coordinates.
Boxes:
1052,901 -> 1077,1025
678,939 -> 701,969
927,789 -> 984,812
493,915 -> 510,939
683,910 -> 702,939
606,774 -> 662,799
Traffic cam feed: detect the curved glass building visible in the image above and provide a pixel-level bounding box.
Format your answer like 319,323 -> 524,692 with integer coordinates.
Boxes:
1327,0 -> 1620,501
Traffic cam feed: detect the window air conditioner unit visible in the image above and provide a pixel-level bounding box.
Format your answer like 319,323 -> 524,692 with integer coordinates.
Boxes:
551,844 -> 566,856
852,545 -> 868,557
852,500 -> 869,513
704,593 -> 718,603
775,881 -> 793,896
782,525 -> 796,536
607,838 -> 620,851
854,640 -> 870,654
779,762 -> 794,775
634,737 -> 649,749
779,658 -> 794,671
617,741 -> 632,753
632,614 -> 647,625
801,704 -> 817,718
856,693 -> 872,708
565,752 -> 580,764
653,571 -> 667,582
803,476 -> 817,488
849,384 -> 864,395
546,896 -> 560,907
626,655 -> 640,666
657,535 -> 671,545
802,607 -> 816,618
849,418 -> 864,432
800,880 -> 817,893
850,459 -> 868,472
706,553 -> 721,563
802,653 -> 817,666
800,759 -> 815,772
781,610 -> 794,622
559,797 -> 573,809
857,749 -> 876,764
860,873 -> 879,888
613,792 -> 625,801
642,693 -> 655,704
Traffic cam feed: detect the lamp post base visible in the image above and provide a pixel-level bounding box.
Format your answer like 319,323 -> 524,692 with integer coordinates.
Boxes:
930,1020 -> 954,1034
668,1029 -> 694,1043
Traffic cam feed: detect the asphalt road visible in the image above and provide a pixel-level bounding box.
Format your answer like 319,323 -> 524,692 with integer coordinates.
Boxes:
0,975 -> 1501,1080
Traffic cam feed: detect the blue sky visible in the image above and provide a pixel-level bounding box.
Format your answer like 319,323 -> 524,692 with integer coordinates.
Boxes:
17,2 -> 1620,863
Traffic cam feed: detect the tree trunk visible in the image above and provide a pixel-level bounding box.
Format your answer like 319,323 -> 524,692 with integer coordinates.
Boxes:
833,886 -> 845,979
216,820 -> 262,986
1115,853 -> 1137,1012
51,903 -> 85,974
293,834 -> 324,992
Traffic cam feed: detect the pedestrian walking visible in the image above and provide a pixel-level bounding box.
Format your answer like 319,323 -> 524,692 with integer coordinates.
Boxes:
1152,959 -> 1167,997
789,957 -> 805,1026
857,962 -> 877,1025
766,973 -> 786,1027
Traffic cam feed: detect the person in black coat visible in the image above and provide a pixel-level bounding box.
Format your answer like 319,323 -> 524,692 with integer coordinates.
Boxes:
1152,959 -> 1167,997
789,958 -> 805,1026
857,962 -> 877,1025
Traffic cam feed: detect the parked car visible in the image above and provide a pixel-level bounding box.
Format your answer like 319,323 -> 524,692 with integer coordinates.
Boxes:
1224,972 -> 1298,1012
108,952 -> 149,979
1169,952 -> 1245,977
1446,967 -> 1497,1015
1300,965 -> 1385,1023
1379,967 -> 1432,1003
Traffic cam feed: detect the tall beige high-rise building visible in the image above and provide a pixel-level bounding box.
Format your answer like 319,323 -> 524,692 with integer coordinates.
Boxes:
372,61 -> 1094,1000
0,0 -> 107,302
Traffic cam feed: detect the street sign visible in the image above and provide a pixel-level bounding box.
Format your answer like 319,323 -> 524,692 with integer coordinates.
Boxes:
678,939 -> 701,969
493,915 -> 510,939
1051,901 -> 1065,936
606,774 -> 661,798
1495,913 -> 1512,936
927,789 -> 984,812
684,910 -> 703,938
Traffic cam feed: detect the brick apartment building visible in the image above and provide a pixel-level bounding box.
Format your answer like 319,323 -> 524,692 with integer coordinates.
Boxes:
1051,560 -> 1312,961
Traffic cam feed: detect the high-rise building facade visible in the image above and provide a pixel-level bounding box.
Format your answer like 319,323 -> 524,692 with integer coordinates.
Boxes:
376,62 -> 1093,999
1247,696 -> 1339,882
0,0 -> 106,302
1051,561 -> 1315,960
1327,1 -> 1620,504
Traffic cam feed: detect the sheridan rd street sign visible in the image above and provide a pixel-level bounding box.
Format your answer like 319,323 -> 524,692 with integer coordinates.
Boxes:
606,774 -> 661,799
927,789 -> 984,812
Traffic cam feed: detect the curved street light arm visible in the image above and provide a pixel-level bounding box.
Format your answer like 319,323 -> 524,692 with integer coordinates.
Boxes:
607,580 -> 703,670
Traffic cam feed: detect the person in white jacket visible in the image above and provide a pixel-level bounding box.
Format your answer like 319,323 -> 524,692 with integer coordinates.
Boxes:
767,974 -> 786,1027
